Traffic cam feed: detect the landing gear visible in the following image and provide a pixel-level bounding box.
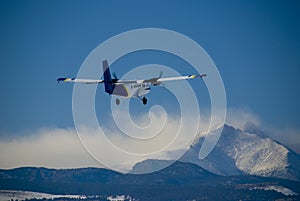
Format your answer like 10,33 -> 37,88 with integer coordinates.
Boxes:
116,98 -> 120,105
142,97 -> 147,105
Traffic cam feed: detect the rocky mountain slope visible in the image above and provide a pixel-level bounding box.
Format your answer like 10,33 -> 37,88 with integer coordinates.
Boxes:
180,124 -> 300,181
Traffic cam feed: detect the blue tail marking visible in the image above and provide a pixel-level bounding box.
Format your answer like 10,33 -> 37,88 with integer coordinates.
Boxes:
103,60 -> 114,94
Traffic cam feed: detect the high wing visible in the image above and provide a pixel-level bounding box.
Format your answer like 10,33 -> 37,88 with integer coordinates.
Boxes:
57,77 -> 104,84
57,74 -> 206,85
157,74 -> 207,82
142,74 -> 207,86
57,77 -> 137,84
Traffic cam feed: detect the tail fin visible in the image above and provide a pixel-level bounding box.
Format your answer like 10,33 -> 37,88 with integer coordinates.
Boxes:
102,60 -> 114,94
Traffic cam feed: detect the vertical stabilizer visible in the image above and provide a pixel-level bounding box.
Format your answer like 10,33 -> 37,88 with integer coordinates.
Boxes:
102,60 -> 114,94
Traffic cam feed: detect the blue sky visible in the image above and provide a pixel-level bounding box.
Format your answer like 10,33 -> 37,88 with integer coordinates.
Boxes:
0,1 -> 299,142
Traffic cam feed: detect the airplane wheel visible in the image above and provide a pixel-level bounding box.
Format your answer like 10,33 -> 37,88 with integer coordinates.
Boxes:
142,97 -> 147,105
116,98 -> 120,105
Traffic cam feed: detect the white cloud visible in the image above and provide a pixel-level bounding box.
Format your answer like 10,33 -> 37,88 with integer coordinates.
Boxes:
225,107 -> 261,130
75,112 -> 201,172
0,114 -> 201,172
0,128 -> 100,169
0,108 -> 299,171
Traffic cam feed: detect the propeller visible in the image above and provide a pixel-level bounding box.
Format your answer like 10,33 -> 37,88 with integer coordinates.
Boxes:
112,72 -> 118,80
153,71 -> 163,86
142,71 -> 164,86
112,72 -> 119,83
158,71 -> 163,79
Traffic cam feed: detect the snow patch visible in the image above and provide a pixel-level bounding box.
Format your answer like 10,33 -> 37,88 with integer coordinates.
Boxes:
0,190 -> 86,201
251,185 -> 298,196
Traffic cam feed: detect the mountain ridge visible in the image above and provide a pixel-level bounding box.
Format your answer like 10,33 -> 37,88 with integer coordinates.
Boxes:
1,161 -> 300,201
180,124 -> 300,181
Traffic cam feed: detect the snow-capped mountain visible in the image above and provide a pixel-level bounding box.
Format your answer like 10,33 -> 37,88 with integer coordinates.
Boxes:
180,124 -> 300,181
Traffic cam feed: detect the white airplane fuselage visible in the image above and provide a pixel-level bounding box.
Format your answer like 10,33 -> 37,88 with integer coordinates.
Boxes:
125,82 -> 151,98
57,59 -> 206,105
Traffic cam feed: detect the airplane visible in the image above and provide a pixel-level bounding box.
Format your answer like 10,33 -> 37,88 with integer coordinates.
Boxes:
57,60 -> 206,105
